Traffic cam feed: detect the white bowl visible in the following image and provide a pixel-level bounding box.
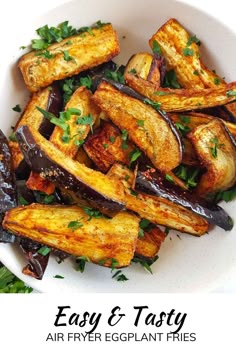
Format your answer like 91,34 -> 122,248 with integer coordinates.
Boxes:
0,0 -> 236,293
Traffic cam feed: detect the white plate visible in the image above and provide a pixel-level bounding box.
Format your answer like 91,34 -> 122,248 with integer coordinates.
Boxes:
0,0 -> 236,293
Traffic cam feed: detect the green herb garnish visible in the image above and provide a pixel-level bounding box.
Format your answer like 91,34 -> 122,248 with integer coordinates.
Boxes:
132,255 -> 159,274
186,35 -> 201,46
18,196 -> 29,206
68,219 -> 84,231
12,104 -> 22,112
214,78 -> 221,85
8,132 -> 17,142
38,246 -> 51,256
62,50 -> 74,62
165,174 -> 174,183
209,137 -> 224,159
144,98 -> 161,110
183,48 -> 194,57
137,120 -> 144,127
129,148 -> 142,165
226,90 -> 236,97
54,275 -> 64,279
163,69 -> 181,89
76,113 -> 94,133
105,65 -> 125,84
152,40 -> 162,56
76,256 -> 90,273
0,264 -> 32,293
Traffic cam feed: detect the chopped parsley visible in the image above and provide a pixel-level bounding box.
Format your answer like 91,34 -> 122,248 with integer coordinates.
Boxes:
109,136 -> 116,143
138,218 -> 154,238
154,91 -> 170,96
12,104 -> 22,112
175,121 -> 191,136
82,206 -> 104,221
193,70 -> 200,76
38,246 -> 51,256
129,148 -> 142,165
68,219 -> 84,231
214,78 -> 221,85
152,40 -> 162,56
164,227 -> 170,236
163,69 -> 181,89
18,196 -> 29,206
209,137 -> 224,159
144,98 -> 161,110
0,264 -> 33,293
104,65 -> 125,84
62,50 -> 74,62
79,76 -> 93,90
174,164 -> 200,188
53,275 -> 64,279
226,90 -> 236,97
8,132 -> 17,142
76,256 -> 90,273
186,35 -> 201,46
31,21 -> 78,50
165,174 -> 174,183
128,68 -> 137,75
121,129 -> 129,150
112,270 -> 129,282
183,47 -> 194,57
76,113 -> 94,133
36,49 -> 55,59
132,255 -> 159,274
129,188 -> 138,197
137,120 -> 144,127
215,186 -> 236,203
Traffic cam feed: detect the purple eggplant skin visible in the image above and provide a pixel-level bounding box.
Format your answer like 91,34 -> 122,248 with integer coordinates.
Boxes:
0,130 -> 18,243
102,78 -> 184,156
135,170 -> 234,231
15,125 -> 125,217
19,238 -> 50,280
38,83 -> 63,139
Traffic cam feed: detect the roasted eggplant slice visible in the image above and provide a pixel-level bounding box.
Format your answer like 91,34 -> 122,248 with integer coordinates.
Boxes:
93,81 -> 182,172
107,164 -> 209,236
189,119 -> 236,197
9,84 -> 62,178
0,130 -> 17,243
149,18 -> 225,89
84,121 -> 135,172
135,169 -> 233,231
19,24 -> 120,92
3,204 -> 140,268
125,52 -> 161,86
135,226 -> 166,262
125,72 -> 236,112
19,238 -> 50,280
26,86 -> 100,193
16,125 -> 125,216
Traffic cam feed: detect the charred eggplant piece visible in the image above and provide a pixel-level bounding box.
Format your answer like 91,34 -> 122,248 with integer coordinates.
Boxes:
16,125 -> 125,217
125,72 -> 236,112
3,204 -> 140,268
107,164 -> 209,236
93,81 -> 183,172
0,130 -> 17,243
84,121 -> 135,173
19,238 -> 50,280
9,84 -> 62,179
19,24 -> 120,92
189,119 -> 236,198
135,169 -> 233,231
26,86 -> 100,193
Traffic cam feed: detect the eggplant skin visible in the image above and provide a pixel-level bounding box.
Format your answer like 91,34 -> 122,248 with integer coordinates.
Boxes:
135,171 -> 234,231
189,119 -> 236,198
19,24 -> 120,92
93,81 -> 182,172
9,84 -> 62,178
3,204 -> 140,268
15,125 -> 125,217
125,73 -> 236,112
107,163 -> 209,236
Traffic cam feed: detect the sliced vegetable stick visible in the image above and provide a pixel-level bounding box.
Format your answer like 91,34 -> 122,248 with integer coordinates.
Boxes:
19,24 -> 120,92
125,72 -> 236,112
93,81 -> 182,172
3,204 -> 139,268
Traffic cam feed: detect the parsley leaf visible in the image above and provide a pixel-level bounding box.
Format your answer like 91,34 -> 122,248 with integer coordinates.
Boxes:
183,48 -> 194,56
209,137 -> 224,159
226,90 -> 236,97
129,148 -> 142,165
0,264 -> 33,293
76,256 -> 90,273
163,69 -> 181,89
132,255 -> 159,274
104,65 -> 125,84
152,40 -> 162,56
62,50 -> 74,62
186,35 -> 201,46
215,186 -> 236,203
76,113 -> 94,133
12,104 -> 22,112
144,98 -> 161,110
38,246 -> 51,256
174,164 -> 200,188
68,219 -> 84,231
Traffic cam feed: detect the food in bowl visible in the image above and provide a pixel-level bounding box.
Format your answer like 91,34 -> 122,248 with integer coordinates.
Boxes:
1,17 -> 236,282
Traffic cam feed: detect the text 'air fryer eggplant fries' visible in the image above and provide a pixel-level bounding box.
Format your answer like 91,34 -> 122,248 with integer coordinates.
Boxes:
1,19 -> 236,281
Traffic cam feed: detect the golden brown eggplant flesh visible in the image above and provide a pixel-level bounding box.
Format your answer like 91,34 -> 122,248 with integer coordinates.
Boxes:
189,119 -> 236,197
135,226 -> 166,262
125,72 -> 236,112
26,86 -> 100,194
15,125 -> 126,217
84,121 -> 135,173
3,204 -> 140,268
19,24 -> 120,92
9,84 -> 62,179
149,18 -> 225,89
107,164 -> 209,236
135,169 -> 234,231
125,52 -> 161,86
93,81 -> 183,172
